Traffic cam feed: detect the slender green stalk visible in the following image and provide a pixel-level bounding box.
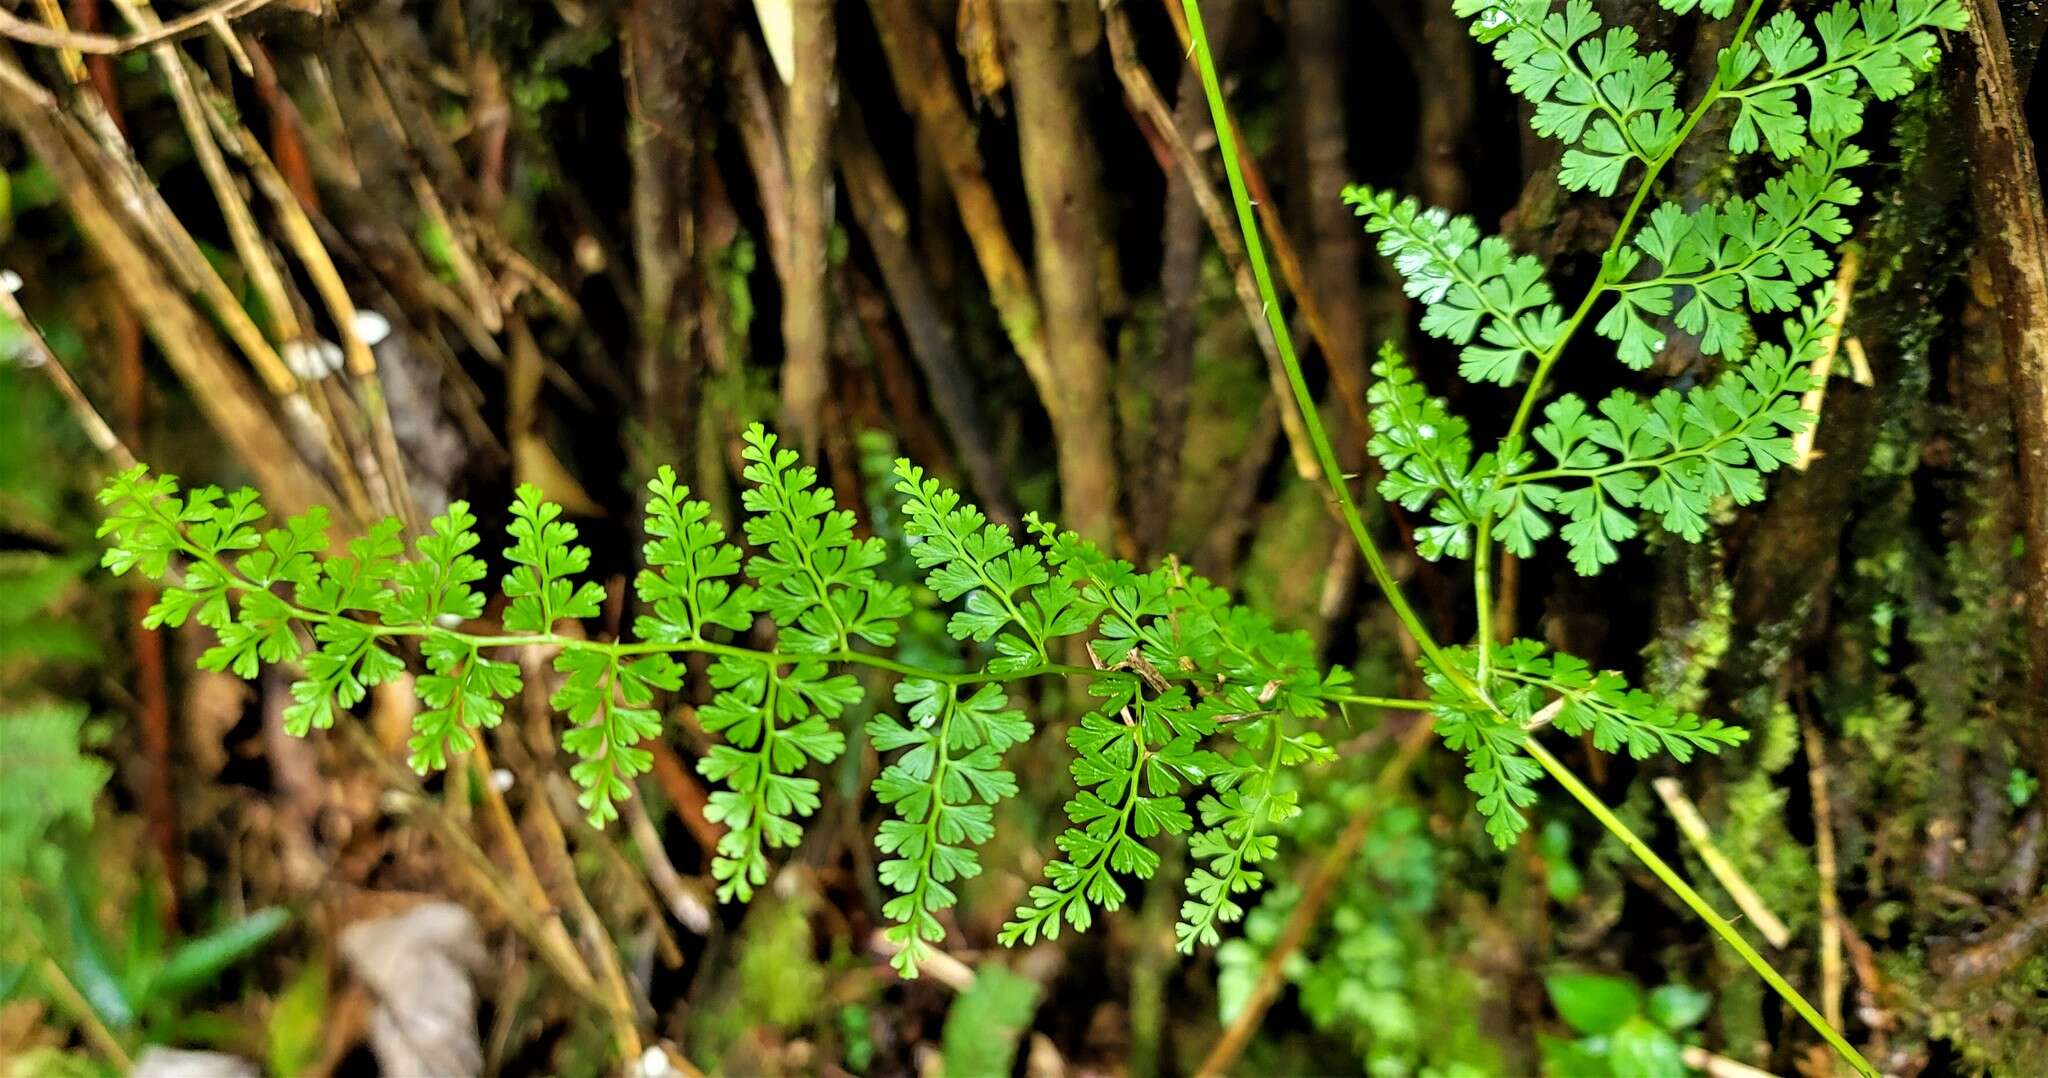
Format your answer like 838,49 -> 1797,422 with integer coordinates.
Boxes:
1178,0 -> 1453,681
1180,0 -> 1871,1069
155,506 -> 1113,690
1526,742 -> 1878,1078
1327,693 -> 1436,712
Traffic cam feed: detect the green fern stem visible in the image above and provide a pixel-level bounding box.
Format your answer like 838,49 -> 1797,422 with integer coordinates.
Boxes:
1472,0 -> 1769,679
132,486 -> 1116,689
1182,0 -> 1872,1067
1178,0 -> 1457,687
788,534 -> 853,649
1326,693 -> 1437,712
1524,740 -> 1878,1077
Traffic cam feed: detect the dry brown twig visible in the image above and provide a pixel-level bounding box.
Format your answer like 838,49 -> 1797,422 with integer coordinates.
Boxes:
519,770 -> 646,1062
864,0 -> 1050,398
94,9 -> 394,526
0,64 -> 343,521
24,46 -> 394,534
466,737 -> 599,995
1802,718 -> 1845,1033
776,0 -> 836,458
1152,0 -> 1372,438
0,0 -> 283,54
178,61 -> 422,527
1195,717 -> 1435,1078
2,287 -> 138,468
1651,776 -> 1793,949
836,106 -> 1014,521
1791,249 -> 1862,471
1103,2 -> 1320,483
106,0 -> 396,528
621,783 -> 713,935
539,773 -> 684,969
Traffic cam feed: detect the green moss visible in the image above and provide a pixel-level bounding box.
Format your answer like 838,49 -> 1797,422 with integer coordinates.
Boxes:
1241,477 -> 1338,636
688,891 -> 829,1063
1898,948 -> 2048,1074
1643,542 -> 1733,717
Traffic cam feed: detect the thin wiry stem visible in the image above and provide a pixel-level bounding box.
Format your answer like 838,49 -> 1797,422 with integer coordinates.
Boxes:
1179,0 -> 1454,681
1180,2 -> 1873,1071
1527,742 -> 1876,1076
1327,693 -> 1435,711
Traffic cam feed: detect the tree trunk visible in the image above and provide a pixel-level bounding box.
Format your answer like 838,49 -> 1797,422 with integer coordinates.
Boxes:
998,0 -> 1122,545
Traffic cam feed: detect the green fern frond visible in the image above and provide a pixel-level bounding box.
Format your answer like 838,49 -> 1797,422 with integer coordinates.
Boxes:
1600,137 -> 1864,364
1452,0 -> 1682,194
742,424 -> 908,651
999,685 -> 1204,946
1175,716 -> 1330,952
892,461 -> 1071,670
1720,0 -> 1966,159
502,485 -> 605,635
1426,637 -> 1747,848
1342,186 -> 1565,387
637,465 -> 757,641
0,705 -> 108,888
1501,294 -> 1828,573
1658,0 -> 1737,16
1365,343 -> 1492,559
700,655 -> 857,900
871,680 -> 1030,976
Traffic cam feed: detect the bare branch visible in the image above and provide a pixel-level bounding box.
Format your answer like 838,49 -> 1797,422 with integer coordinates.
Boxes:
0,0 -> 285,55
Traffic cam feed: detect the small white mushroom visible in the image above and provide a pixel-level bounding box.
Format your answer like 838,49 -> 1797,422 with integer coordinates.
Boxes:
282,338 -> 346,381
352,309 -> 393,348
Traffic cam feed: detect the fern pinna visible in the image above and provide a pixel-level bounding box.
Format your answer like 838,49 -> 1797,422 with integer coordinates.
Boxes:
96,426 -> 1356,978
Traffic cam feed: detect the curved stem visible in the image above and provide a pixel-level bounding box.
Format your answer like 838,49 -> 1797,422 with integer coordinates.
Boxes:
1182,2 -> 1872,1073
1525,741 -> 1876,1077
1179,0 -> 1452,682
37,958 -> 133,1071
